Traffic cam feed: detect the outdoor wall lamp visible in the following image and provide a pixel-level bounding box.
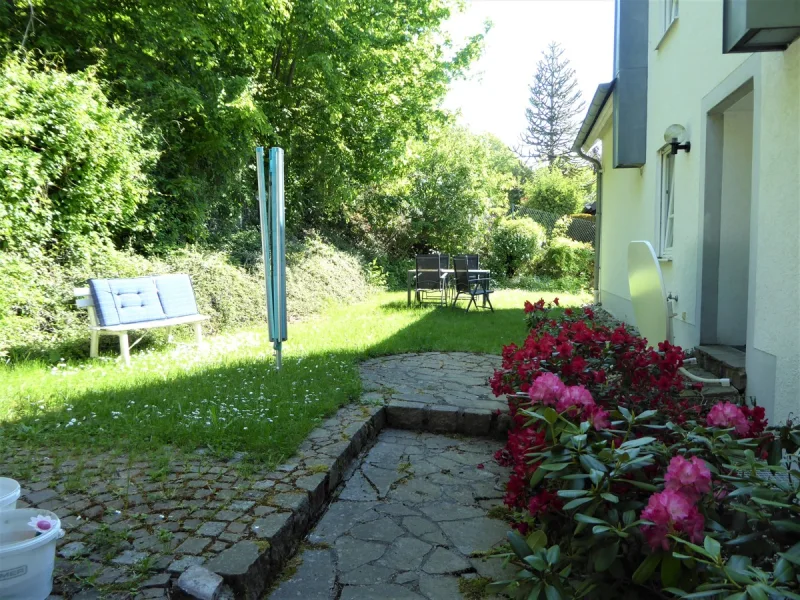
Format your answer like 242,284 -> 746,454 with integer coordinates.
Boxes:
664,124 -> 691,155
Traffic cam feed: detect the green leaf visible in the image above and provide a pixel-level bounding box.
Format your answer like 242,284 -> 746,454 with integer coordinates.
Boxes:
600,492 -> 619,503
544,407 -> 558,424
594,541 -> 618,572
524,554 -> 548,571
726,533 -> 761,546
778,552 -> 800,567
557,489 -> 589,498
507,531 -> 533,561
623,480 -> 658,492
661,553 -> 681,588
750,496 -> 792,508
773,520 -> 800,533
574,514 -> 607,525
486,581 -> 512,593
539,462 -> 570,471
617,406 -> 632,421
635,409 -> 658,421
527,582 -> 543,600
579,454 -> 607,473
724,594 -> 748,600
546,545 -> 560,566
632,553 -> 661,584
526,530 -> 548,552
592,525 -> 611,534
619,436 -> 656,450
774,556 -> 794,583
530,467 -> 546,488
703,536 -> 721,559
544,584 -> 562,600
746,585 -> 768,600
563,497 -> 593,510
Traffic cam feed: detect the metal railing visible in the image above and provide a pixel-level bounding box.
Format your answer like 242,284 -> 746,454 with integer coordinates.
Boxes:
509,204 -> 596,247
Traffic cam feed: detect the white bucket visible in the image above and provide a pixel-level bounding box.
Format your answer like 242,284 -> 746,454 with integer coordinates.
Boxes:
0,478 -> 20,511
0,508 -> 63,600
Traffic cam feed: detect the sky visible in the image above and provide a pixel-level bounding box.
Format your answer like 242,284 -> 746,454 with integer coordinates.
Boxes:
442,0 -> 616,149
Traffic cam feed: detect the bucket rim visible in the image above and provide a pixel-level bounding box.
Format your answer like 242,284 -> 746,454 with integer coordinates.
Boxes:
0,477 -> 21,505
0,508 -> 62,555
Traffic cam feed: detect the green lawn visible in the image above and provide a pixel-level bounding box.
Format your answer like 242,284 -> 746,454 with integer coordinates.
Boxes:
0,290 -> 588,466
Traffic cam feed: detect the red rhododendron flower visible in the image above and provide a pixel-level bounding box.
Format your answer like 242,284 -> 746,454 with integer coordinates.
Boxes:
707,402 -> 749,435
665,456 -> 711,501
741,405 -> 768,436
528,489 -> 561,516
553,297 -> 560,306
524,300 -> 535,314
529,372 -> 566,406
641,489 -> 705,550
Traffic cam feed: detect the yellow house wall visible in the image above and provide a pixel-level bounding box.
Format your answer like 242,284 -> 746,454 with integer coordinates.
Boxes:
593,0 -> 800,421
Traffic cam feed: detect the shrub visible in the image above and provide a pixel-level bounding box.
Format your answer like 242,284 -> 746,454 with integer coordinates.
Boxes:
489,217 -> 546,278
537,237 -> 594,285
0,56 -> 157,257
0,237 -> 372,361
523,167 -> 585,218
486,301 -> 790,600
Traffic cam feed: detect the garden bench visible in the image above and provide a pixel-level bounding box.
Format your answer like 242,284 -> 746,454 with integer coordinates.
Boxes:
74,274 -> 208,366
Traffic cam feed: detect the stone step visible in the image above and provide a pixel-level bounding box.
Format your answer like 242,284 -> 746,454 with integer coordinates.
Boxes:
694,345 -> 747,391
680,365 -> 743,404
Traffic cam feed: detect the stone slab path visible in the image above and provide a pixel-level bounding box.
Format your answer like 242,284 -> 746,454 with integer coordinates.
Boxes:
269,429 -> 511,600
360,353 -> 505,414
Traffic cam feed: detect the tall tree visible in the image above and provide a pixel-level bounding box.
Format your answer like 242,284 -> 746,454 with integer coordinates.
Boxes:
519,42 -> 584,166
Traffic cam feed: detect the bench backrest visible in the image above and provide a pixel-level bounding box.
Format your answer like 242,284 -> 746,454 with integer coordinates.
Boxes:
76,274 -> 199,327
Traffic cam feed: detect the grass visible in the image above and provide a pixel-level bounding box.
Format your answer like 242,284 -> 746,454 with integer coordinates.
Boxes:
0,289 -> 588,466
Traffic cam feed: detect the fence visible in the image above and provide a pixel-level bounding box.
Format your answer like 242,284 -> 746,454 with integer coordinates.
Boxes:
509,204 -> 596,247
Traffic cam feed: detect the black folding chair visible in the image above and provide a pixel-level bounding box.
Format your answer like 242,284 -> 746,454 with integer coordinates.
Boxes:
414,254 -> 448,306
439,253 -> 450,270
452,256 -> 494,312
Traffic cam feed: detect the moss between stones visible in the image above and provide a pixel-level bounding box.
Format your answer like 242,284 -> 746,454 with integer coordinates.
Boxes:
458,576 -> 492,599
486,505 -> 513,521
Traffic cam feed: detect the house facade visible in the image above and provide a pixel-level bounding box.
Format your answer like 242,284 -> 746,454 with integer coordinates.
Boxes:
575,0 -> 800,422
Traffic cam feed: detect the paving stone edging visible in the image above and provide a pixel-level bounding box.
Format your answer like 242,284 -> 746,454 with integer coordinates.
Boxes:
204,354 -> 509,599
201,404 -> 387,599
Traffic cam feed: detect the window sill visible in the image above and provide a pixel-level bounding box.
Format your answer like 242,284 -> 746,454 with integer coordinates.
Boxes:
658,256 -> 673,263
655,17 -> 678,50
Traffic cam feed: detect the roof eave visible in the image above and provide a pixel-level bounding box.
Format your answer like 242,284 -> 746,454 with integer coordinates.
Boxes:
572,80 -> 616,153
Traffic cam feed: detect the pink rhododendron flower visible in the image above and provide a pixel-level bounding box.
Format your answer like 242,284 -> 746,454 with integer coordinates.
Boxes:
640,489 -> 705,550
707,402 -> 749,435
585,404 -> 610,430
529,372 -> 566,406
665,456 -> 711,501
556,385 -> 595,412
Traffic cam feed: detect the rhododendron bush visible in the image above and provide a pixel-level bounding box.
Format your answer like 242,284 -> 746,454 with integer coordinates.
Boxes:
487,300 -> 800,600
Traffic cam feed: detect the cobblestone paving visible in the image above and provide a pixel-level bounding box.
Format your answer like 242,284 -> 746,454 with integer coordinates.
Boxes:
3,352 -> 507,599
269,429 -> 511,600
359,352 -> 504,414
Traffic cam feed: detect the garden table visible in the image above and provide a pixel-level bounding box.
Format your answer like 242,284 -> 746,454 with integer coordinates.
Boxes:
407,269 -> 490,306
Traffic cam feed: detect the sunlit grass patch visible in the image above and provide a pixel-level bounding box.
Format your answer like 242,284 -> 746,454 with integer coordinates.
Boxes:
1,289 -> 588,465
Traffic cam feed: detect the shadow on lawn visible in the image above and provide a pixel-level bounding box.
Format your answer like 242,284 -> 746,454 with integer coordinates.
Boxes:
2,305 -> 525,463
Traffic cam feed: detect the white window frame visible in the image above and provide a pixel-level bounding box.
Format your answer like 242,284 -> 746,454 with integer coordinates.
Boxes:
657,147 -> 675,259
656,0 -> 679,47
664,0 -> 679,31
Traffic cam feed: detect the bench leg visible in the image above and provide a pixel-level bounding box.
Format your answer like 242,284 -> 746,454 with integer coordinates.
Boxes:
118,332 -> 131,366
193,322 -> 203,345
90,330 -> 99,358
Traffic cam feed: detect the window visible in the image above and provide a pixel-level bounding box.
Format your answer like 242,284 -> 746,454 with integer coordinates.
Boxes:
663,0 -> 679,33
658,148 -> 675,257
